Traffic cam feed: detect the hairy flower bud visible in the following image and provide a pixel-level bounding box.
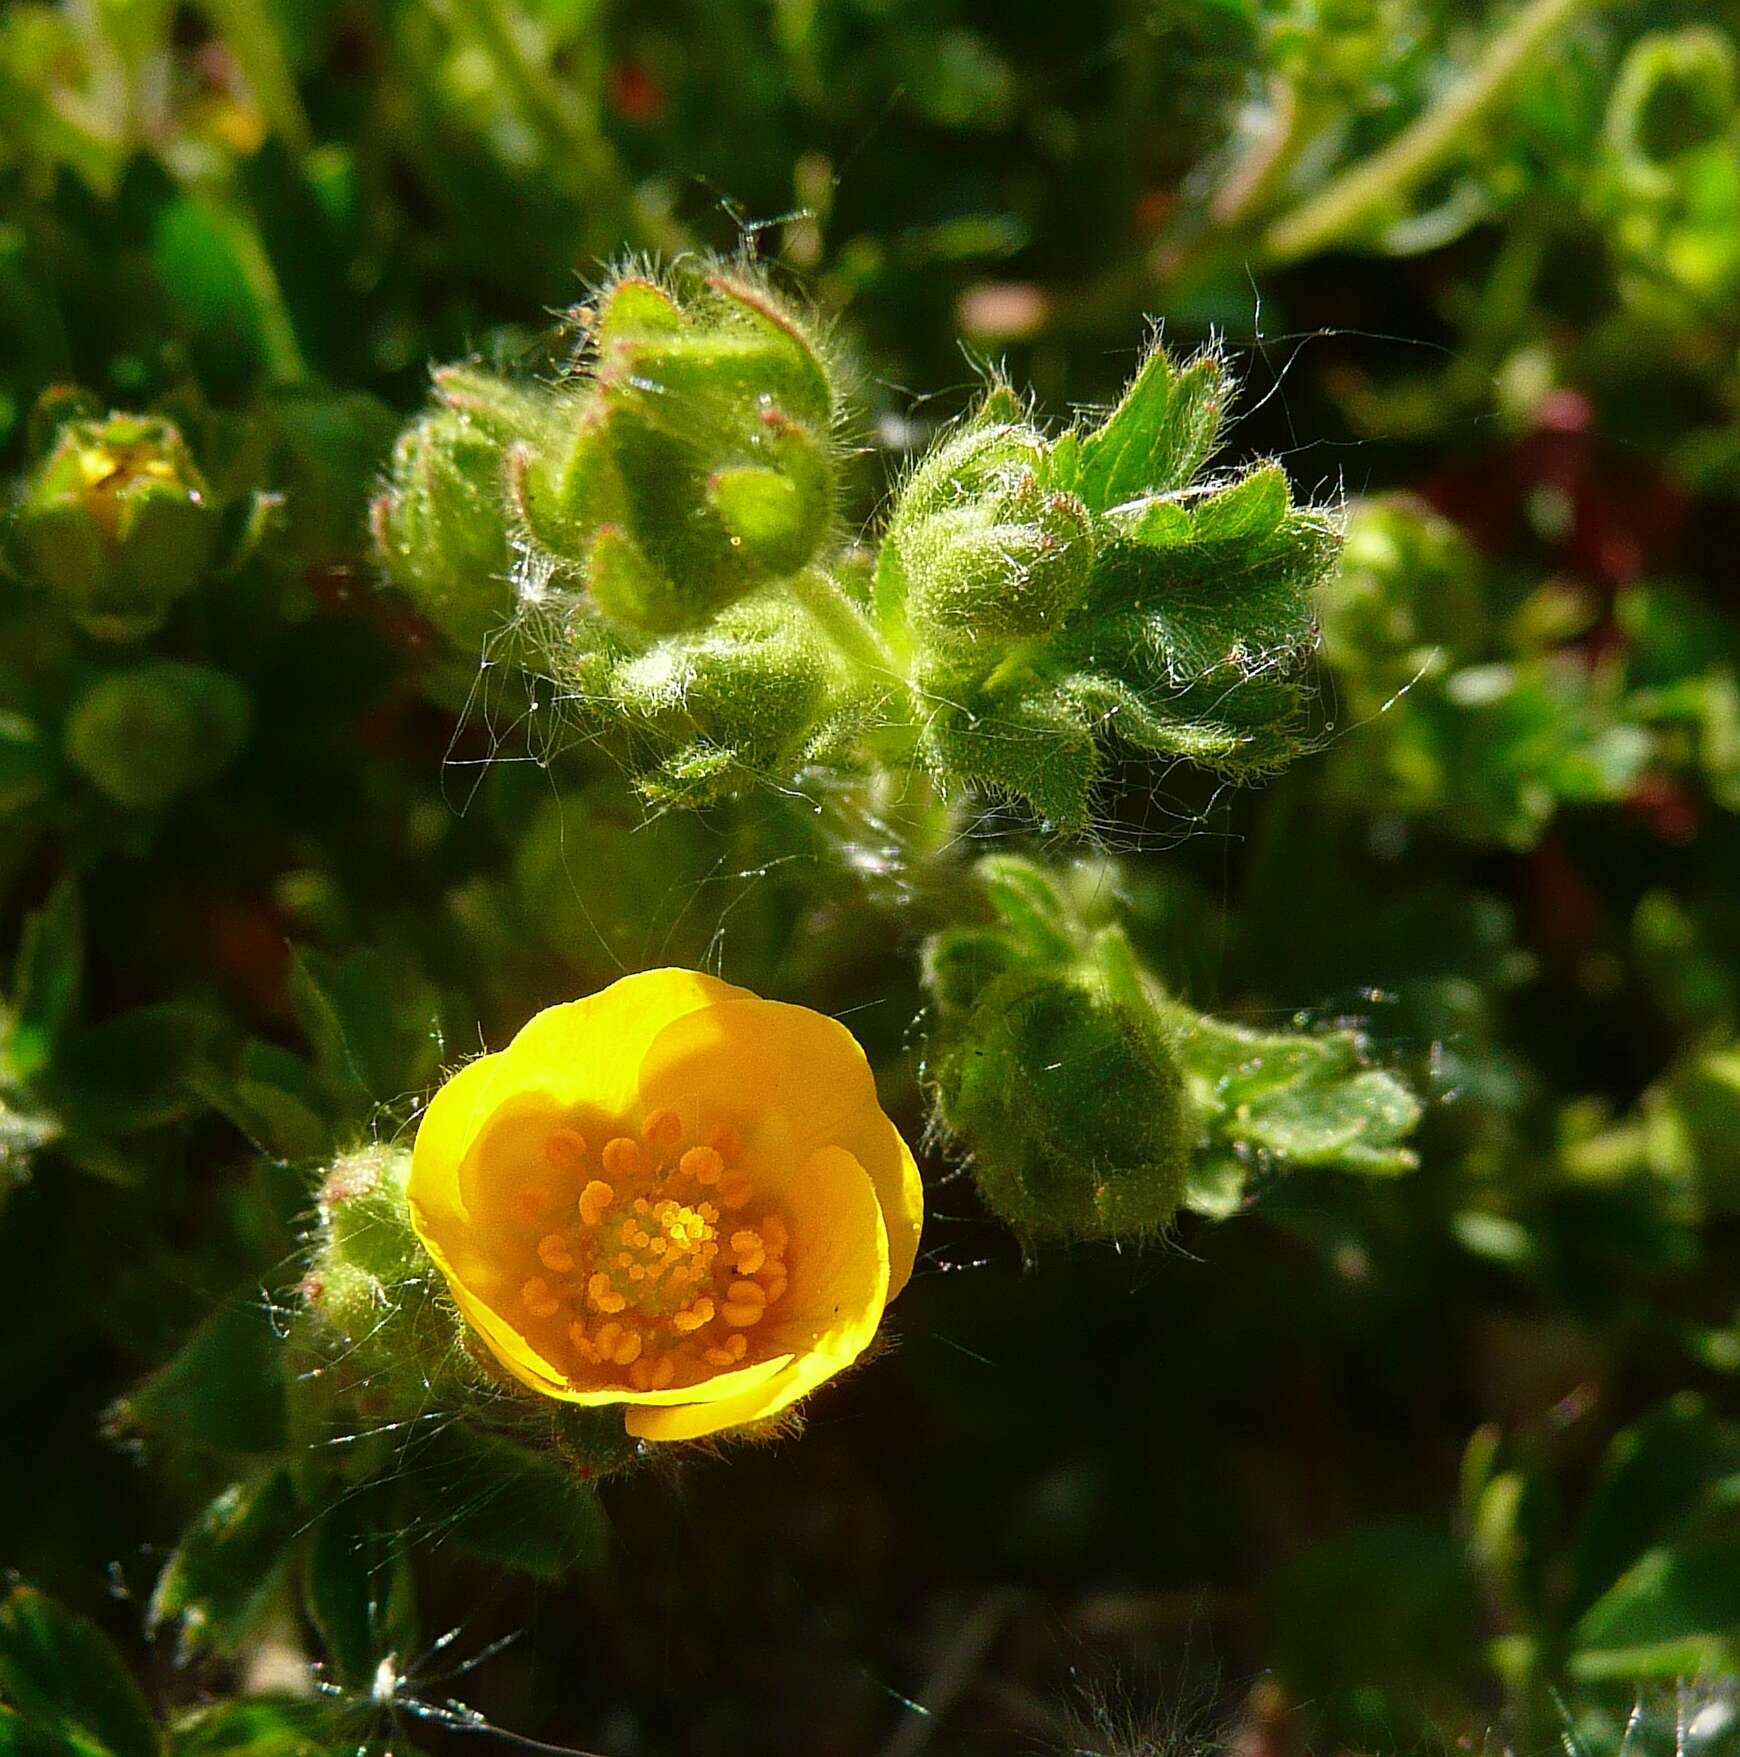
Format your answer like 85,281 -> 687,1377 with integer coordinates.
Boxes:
931,962 -> 1191,1239
371,366 -> 549,649
8,412 -> 219,640
63,662 -> 250,810
509,268 -> 841,634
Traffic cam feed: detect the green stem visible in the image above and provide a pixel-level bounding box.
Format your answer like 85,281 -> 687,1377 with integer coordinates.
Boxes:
446,0 -> 684,255
1261,0 -> 1605,262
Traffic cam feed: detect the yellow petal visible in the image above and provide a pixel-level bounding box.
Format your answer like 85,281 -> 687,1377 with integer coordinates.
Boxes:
627,1144 -> 890,1441
636,997 -> 923,1296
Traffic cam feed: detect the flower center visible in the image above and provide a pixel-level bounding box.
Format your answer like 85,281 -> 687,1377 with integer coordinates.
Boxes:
506,1108 -> 788,1392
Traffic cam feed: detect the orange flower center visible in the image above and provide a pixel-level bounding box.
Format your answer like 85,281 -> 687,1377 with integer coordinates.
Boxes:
507,1108 -> 788,1392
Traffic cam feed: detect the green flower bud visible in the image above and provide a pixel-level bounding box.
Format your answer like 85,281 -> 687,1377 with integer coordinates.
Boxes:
513,268 -> 842,634
8,412 -> 220,640
884,398 -> 1094,650
371,365 -> 550,650
931,961 -> 1192,1239
1322,495 -> 1485,678
63,662 -> 250,810
608,579 -> 860,806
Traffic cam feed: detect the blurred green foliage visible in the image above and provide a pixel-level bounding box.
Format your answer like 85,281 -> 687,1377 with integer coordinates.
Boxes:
4,0 -> 1740,1754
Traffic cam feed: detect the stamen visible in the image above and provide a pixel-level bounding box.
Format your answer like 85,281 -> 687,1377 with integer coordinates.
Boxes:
728,1279 -> 767,1307
630,1353 -> 677,1390
708,1124 -> 743,1161
537,1233 -> 575,1272
672,1296 -> 715,1333
703,1333 -> 749,1366
717,1175 -> 753,1210
543,1129 -> 588,1171
602,1137 -> 643,1178
730,1229 -> 766,1274
521,1277 -> 560,1318
761,1214 -> 789,1257
719,1298 -> 764,1327
642,1107 -> 683,1148
587,1271 -> 626,1314
578,1178 -> 615,1226
680,1145 -> 723,1183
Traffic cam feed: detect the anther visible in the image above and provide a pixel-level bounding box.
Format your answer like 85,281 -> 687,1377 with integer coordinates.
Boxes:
587,1271 -> 626,1314
642,1108 -> 683,1148
761,1214 -> 789,1256
704,1333 -> 749,1367
543,1129 -> 588,1171
731,1229 -> 766,1274
631,1353 -> 676,1390
672,1297 -> 715,1333
760,1269 -> 788,1305
719,1299 -> 764,1327
568,1321 -> 598,1362
521,1277 -> 560,1318
728,1279 -> 767,1307
708,1124 -> 743,1161
602,1137 -> 642,1178
717,1175 -> 753,1210
578,1179 -> 615,1226
537,1233 -> 575,1272
680,1145 -> 723,1183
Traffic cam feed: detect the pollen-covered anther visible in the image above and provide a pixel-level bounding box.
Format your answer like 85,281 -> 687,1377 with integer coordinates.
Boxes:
730,1228 -> 766,1274
717,1174 -> 754,1210
719,1294 -> 765,1326
630,1353 -> 677,1391
601,1136 -> 643,1178
680,1145 -> 723,1184
672,1296 -> 715,1333
537,1233 -> 575,1272
578,1178 -> 615,1226
587,1271 -> 627,1314
704,1334 -> 749,1367
595,1322 -> 644,1366
543,1128 -> 588,1171
761,1214 -> 788,1257
568,1320 -> 599,1363
522,1277 -> 561,1318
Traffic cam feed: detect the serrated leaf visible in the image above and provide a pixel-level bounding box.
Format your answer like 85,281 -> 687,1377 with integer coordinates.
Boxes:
112,1295 -> 288,1459
0,1589 -> 158,1757
148,1473 -> 303,1661
1073,345 -> 1227,512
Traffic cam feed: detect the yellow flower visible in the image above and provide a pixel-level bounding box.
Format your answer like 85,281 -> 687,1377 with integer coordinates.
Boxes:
407,969 -> 923,1442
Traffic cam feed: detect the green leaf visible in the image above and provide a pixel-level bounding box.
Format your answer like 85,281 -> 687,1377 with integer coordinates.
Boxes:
303,1493 -> 418,1691
148,1473 -> 303,1661
111,1295 -> 288,1459
0,1588 -> 158,1757
1573,1534 -> 1740,1664
7,881 -> 82,1079
287,948 -> 440,1114
42,1006 -> 222,1139
1072,344 -> 1227,512
425,1429 -> 609,1581
165,1701 -> 345,1757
